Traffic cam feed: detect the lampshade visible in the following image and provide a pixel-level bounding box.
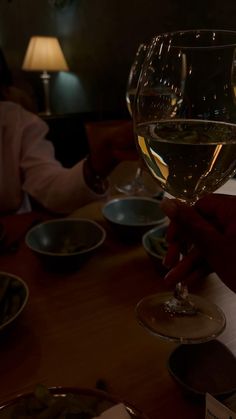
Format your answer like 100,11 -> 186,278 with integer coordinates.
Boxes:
22,36 -> 69,72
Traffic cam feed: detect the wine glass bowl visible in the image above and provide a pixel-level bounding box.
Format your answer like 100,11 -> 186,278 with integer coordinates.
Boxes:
116,43 -> 162,197
133,29 -> 236,343
126,43 -> 149,117
135,30 -> 236,204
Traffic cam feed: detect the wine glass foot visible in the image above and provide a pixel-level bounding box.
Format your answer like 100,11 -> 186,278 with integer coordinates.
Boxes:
115,179 -> 163,198
115,181 -> 145,196
136,292 -> 226,344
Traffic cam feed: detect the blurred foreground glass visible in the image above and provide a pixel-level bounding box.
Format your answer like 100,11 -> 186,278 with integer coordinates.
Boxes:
134,29 -> 236,343
116,43 -> 161,197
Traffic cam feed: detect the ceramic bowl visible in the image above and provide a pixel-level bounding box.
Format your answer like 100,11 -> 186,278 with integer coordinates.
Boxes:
102,196 -> 167,240
0,271 -> 29,332
25,218 -> 106,271
168,340 -> 236,400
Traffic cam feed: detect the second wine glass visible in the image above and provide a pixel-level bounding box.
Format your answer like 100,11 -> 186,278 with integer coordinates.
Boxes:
116,43 -> 162,198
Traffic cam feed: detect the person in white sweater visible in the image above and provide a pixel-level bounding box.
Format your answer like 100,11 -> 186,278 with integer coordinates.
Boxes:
0,101 -> 136,214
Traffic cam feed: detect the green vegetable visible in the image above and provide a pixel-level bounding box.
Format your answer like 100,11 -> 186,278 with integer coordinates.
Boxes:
149,236 -> 168,257
11,384 -> 115,419
34,384 -> 52,407
0,275 -> 25,325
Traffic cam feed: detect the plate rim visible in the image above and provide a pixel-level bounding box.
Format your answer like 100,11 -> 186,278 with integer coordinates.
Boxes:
0,386 -> 149,419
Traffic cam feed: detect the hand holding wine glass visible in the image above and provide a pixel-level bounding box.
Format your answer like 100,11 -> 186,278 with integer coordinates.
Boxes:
161,194 -> 236,293
133,30 -> 236,343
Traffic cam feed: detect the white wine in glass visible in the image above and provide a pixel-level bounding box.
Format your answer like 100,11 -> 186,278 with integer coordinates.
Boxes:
134,30 -> 236,343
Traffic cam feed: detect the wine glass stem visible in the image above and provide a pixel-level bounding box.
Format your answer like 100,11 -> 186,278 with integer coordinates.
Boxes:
165,200 -> 198,315
134,164 -> 143,181
165,282 -> 197,315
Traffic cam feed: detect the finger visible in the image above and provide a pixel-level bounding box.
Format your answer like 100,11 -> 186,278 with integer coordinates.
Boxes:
164,263 -> 209,289
166,220 -> 179,242
163,247 -> 204,285
163,242 -> 181,269
160,197 -> 179,220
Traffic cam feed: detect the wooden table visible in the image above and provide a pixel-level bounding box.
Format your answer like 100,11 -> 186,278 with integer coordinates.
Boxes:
0,180 -> 235,419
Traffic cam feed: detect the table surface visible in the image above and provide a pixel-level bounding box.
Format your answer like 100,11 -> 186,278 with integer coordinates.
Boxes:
0,176 -> 235,419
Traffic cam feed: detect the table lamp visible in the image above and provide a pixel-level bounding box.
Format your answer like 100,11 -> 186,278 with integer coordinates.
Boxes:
22,36 -> 69,115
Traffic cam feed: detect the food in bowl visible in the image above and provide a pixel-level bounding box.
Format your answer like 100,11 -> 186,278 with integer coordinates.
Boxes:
25,218 -> 106,270
143,224 -> 168,260
148,235 -> 168,258
55,237 -> 87,254
0,384 -> 148,419
0,272 -> 28,331
142,224 -> 169,273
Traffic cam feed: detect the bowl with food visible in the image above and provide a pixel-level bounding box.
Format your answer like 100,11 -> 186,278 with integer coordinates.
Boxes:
0,271 -> 29,332
102,196 -> 167,241
142,224 -> 169,272
0,384 -> 149,419
25,218 -> 106,271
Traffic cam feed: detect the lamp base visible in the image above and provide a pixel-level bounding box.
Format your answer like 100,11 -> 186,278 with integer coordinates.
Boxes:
40,71 -> 52,115
39,110 -> 52,116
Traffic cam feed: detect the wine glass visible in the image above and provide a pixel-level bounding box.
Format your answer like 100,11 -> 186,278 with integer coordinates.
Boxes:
133,29 -> 236,343
116,43 -> 162,198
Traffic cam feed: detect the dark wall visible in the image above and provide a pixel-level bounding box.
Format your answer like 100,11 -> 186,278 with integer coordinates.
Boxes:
1,0 -> 236,116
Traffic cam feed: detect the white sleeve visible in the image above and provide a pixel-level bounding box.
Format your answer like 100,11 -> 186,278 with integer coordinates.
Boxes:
19,111 -> 107,213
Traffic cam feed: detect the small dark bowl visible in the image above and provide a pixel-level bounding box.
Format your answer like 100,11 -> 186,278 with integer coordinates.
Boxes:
102,197 -> 167,241
168,340 -> 236,401
25,218 -> 106,271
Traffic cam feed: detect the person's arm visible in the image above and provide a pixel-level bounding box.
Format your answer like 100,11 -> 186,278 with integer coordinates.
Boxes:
85,120 -> 137,177
20,113 -> 109,214
20,111 -> 136,214
83,120 -> 136,195
160,194 -> 236,292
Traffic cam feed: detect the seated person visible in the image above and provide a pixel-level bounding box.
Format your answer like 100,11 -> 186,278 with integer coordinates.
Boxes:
0,48 -> 36,112
0,101 -> 136,214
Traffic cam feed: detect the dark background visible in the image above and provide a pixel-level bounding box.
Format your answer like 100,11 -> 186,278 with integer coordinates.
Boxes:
1,0 -> 236,116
